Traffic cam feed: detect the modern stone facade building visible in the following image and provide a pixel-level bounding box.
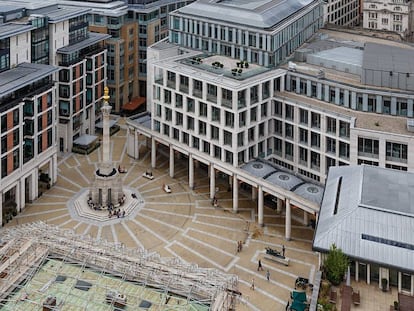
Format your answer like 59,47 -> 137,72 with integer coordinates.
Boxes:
62,0 -> 195,113
322,0 -> 360,26
168,0 -> 324,67
0,2 -> 110,226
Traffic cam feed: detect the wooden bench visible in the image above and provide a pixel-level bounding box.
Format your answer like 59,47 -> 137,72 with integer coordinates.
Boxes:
264,253 -> 289,266
329,289 -> 337,304
352,290 -> 360,305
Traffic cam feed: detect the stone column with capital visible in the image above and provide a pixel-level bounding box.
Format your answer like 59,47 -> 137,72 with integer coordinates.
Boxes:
99,87 -> 113,176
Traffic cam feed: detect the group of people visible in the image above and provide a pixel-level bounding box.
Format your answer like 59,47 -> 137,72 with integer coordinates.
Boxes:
108,208 -> 125,219
118,194 -> 126,206
118,165 -> 127,173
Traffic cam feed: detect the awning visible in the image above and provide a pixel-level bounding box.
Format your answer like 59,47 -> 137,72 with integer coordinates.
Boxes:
73,134 -> 98,146
123,97 -> 146,111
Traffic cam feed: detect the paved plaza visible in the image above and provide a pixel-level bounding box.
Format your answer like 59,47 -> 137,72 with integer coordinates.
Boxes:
6,126 -> 319,311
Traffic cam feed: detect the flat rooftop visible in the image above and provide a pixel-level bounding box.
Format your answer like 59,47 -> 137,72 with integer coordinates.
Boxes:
0,63 -> 58,98
176,0 -> 317,29
278,91 -> 412,136
0,23 -> 34,40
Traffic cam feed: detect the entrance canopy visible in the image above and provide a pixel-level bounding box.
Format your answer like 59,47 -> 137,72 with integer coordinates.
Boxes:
123,97 -> 146,111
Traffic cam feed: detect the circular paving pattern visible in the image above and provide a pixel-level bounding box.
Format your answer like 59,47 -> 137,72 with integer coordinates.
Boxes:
252,163 -> 263,169
306,186 -> 320,194
278,174 -> 290,181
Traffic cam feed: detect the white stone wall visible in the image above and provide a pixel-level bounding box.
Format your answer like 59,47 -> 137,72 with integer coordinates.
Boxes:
9,32 -> 31,67
49,20 -> 70,65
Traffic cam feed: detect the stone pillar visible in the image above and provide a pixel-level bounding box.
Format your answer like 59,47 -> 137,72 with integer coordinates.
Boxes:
285,198 -> 291,240
52,153 -> 58,184
134,130 -> 139,159
0,193 -> 2,227
189,154 -> 194,189
303,210 -> 308,226
151,138 -> 157,168
210,164 -> 215,199
32,170 -> 38,199
169,146 -> 174,178
100,87 -> 112,175
355,262 -> 359,282
15,183 -> 20,212
20,178 -> 25,211
232,174 -> 238,213
277,198 -> 283,213
258,186 -> 264,226
398,272 -> 402,293
252,187 -> 257,200
367,264 -> 371,285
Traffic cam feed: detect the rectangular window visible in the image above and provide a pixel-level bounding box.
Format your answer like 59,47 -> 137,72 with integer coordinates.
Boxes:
358,137 -> 379,158
386,142 -> 407,163
326,117 -> 336,134
300,109 -> 308,124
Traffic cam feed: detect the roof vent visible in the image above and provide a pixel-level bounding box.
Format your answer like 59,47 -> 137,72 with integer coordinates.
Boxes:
407,119 -> 414,132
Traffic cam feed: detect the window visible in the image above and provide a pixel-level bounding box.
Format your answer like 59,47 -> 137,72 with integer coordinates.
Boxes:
222,88 -> 232,107
285,142 -> 293,160
300,109 -> 308,124
164,90 -> 171,104
311,151 -> 320,170
299,128 -> 308,144
175,112 -> 183,126
339,121 -> 350,138
358,137 -> 379,158
285,123 -> 294,139
285,104 -> 294,120
386,142 -> 407,163
326,137 -> 336,154
199,102 -> 207,117
187,116 -> 194,130
299,147 -> 308,166
199,121 -> 206,135
382,18 -> 388,25
339,142 -> 349,159
225,111 -> 234,127
176,94 -> 183,108
250,107 -> 257,122
311,132 -> 320,149
250,85 -> 259,103
311,112 -> 320,128
212,106 -> 220,122
187,98 -> 195,113
224,130 -> 232,146
326,117 -> 336,134
211,125 -> 219,140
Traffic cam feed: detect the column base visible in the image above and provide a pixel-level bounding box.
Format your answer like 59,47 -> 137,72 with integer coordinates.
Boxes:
232,209 -> 239,214
285,237 -> 291,241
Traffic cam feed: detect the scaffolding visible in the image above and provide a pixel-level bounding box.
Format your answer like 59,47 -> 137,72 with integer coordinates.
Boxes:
0,221 -> 239,310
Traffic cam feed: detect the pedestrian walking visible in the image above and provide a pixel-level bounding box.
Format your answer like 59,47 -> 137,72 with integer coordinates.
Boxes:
282,245 -> 286,257
266,270 -> 270,281
250,278 -> 255,290
257,259 -> 263,271
239,240 -> 243,252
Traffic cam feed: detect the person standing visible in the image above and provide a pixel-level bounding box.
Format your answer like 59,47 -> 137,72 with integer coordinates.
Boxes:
266,270 -> 270,281
250,278 -> 255,290
257,259 -> 263,271
282,245 -> 286,257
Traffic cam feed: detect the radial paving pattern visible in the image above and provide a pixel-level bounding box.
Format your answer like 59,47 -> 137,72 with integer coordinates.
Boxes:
7,127 -> 318,311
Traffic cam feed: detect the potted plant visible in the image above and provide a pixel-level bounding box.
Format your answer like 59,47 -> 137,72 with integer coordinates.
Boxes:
381,278 -> 388,292
394,301 -> 399,310
238,68 -> 243,74
231,68 -> 237,76
244,61 -> 249,68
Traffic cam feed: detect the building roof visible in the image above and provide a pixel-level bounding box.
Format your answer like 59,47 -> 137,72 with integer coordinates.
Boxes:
313,165 -> 414,273
241,160 -> 324,205
177,0 -> 317,29
57,32 -> 111,53
0,23 -> 34,40
44,5 -> 91,23
0,63 -> 58,98
363,42 -> 414,74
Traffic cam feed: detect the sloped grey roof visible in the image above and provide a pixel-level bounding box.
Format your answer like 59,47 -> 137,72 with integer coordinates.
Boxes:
293,183 -> 324,205
241,161 -> 275,178
240,160 -> 323,205
0,23 -> 34,40
177,0 -> 316,29
73,134 -> 97,146
265,171 -> 303,191
57,32 -> 111,54
313,165 -> 414,273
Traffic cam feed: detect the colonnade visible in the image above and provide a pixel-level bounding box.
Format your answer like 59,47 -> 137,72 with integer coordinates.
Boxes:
146,137 -> 314,240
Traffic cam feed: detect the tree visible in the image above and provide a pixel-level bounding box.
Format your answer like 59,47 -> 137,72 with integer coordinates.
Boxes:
323,244 -> 349,285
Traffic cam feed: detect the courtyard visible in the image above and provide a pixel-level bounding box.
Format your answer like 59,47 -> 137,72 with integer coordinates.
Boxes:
6,126 -> 319,311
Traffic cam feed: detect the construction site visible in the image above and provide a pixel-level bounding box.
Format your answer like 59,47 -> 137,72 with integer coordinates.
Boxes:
0,222 -> 240,310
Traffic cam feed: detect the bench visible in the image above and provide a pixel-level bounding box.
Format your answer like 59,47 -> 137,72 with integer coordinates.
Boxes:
264,253 -> 289,266
329,289 -> 337,304
352,290 -> 360,305
142,173 -> 154,180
